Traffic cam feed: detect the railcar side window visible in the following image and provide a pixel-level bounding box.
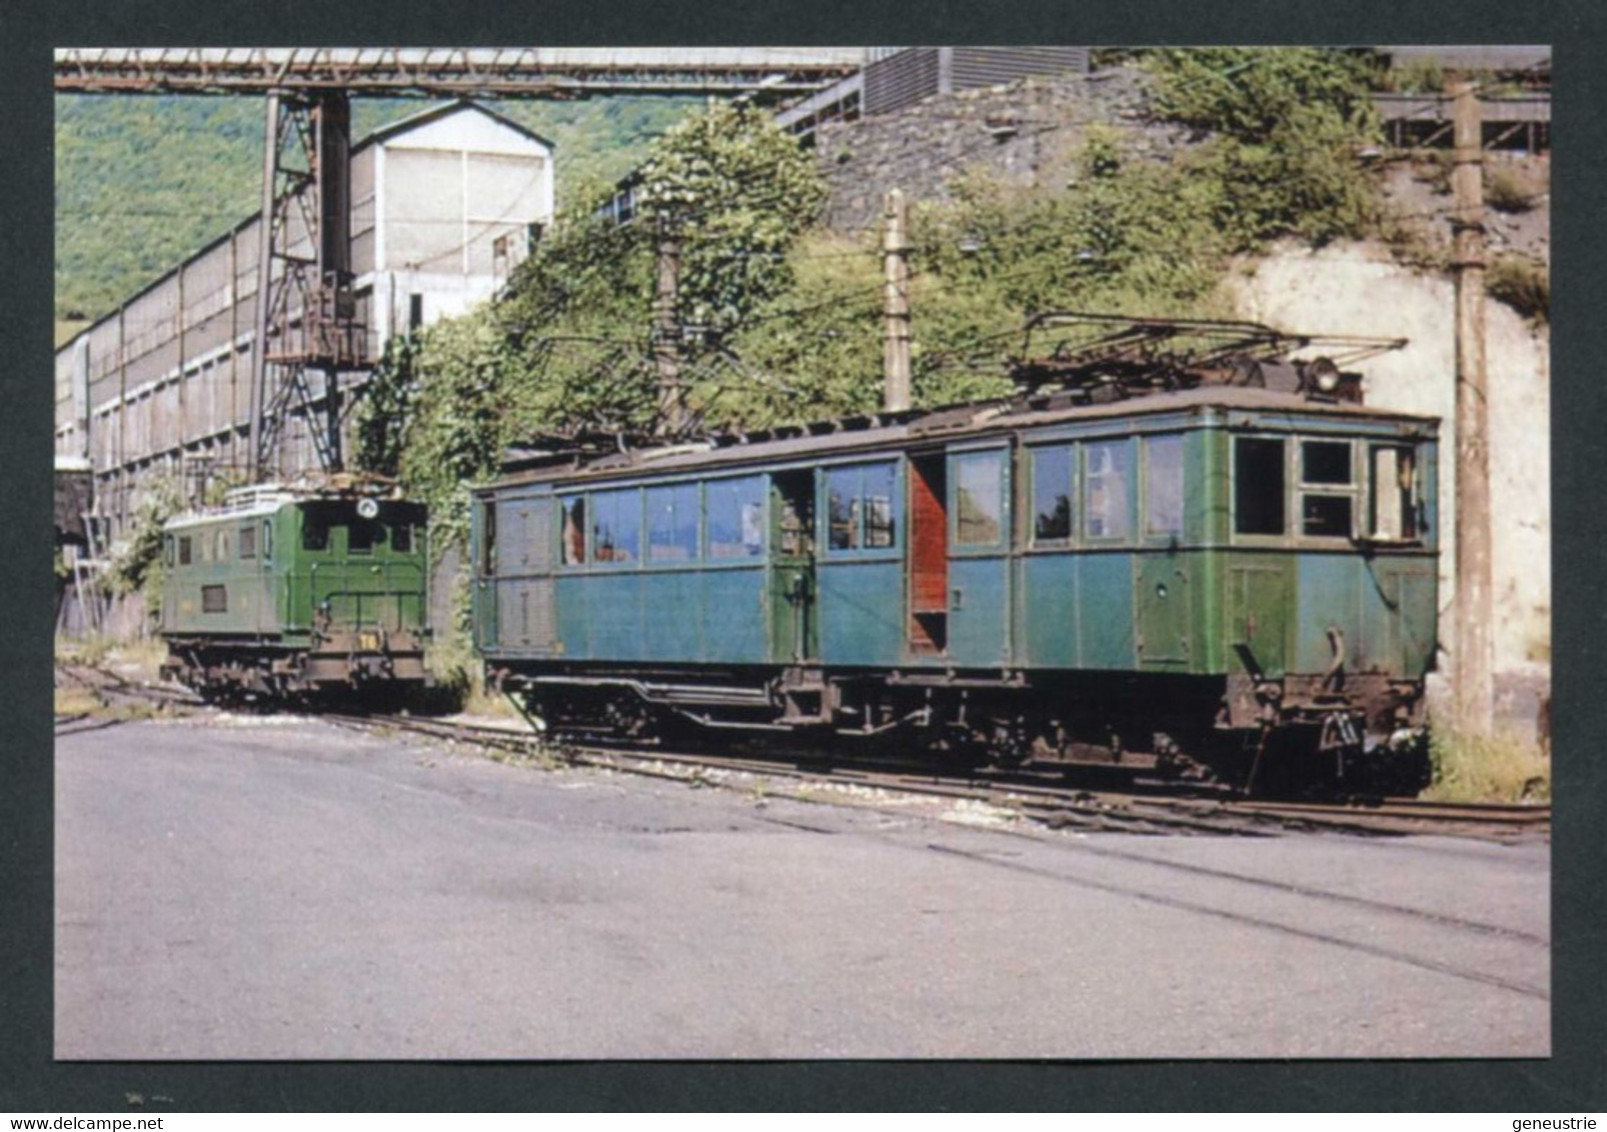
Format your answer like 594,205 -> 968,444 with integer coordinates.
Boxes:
954,450 -> 1005,547
1031,446 -> 1073,545
1300,440 -> 1355,538
1144,435 -> 1184,538
825,463 -> 899,553
1234,437 -> 1286,536
647,483 -> 699,563
707,476 -> 765,559
592,489 -> 642,565
1370,445 -> 1421,540
1084,441 -> 1130,540
239,524 -> 256,560
560,496 -> 585,565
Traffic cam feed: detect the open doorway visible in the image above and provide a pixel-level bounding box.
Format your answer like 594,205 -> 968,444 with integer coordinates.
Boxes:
908,453 -> 947,655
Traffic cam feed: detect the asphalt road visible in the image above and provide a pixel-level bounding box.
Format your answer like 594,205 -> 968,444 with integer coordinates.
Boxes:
55,715 -> 1550,1059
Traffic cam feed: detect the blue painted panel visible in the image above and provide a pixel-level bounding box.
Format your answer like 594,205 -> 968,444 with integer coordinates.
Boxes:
1076,554 -> 1135,669
817,561 -> 904,667
642,570 -> 702,662
949,556 -> 1009,667
702,567 -> 768,664
587,573 -> 645,660
554,575 -> 590,658
1019,555 -> 1079,668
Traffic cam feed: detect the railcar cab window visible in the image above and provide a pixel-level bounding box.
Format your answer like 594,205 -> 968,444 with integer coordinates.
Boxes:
1234,436 -> 1286,536
826,462 -> 898,553
1084,441 -> 1130,540
707,475 -> 765,559
953,450 -> 1005,547
177,535 -> 191,566
1369,445 -> 1423,541
261,520 -> 273,562
239,524 -> 256,560
1144,435 -> 1184,538
591,488 -> 642,565
647,482 -> 699,563
1030,446 -> 1074,545
1299,440 -> 1355,539
559,496 -> 584,565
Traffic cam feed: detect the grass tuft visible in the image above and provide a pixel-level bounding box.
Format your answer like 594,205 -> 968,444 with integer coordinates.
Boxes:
1424,729 -> 1550,803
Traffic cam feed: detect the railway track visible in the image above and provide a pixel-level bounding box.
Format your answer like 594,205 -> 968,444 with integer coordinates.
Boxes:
322,710 -> 1550,842
51,674 -> 1547,840
53,662 -> 202,734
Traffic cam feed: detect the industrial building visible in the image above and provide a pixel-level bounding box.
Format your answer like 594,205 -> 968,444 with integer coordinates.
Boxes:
54,100 -> 555,535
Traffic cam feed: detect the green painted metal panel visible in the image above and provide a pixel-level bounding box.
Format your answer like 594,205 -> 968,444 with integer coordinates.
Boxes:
1226,558 -> 1291,676
1135,554 -> 1193,671
1076,553 -> 1136,668
1019,554 -> 1078,668
1294,555 -> 1365,673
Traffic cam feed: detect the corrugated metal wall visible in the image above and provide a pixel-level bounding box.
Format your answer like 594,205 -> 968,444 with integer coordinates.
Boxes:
862,47 -> 1089,116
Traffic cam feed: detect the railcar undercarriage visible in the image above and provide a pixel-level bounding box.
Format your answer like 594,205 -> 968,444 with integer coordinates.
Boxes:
490,662 -> 1431,797
162,630 -> 429,705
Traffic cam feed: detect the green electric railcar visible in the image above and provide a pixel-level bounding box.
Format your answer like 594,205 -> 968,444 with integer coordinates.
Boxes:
472,381 -> 1439,792
159,482 -> 430,700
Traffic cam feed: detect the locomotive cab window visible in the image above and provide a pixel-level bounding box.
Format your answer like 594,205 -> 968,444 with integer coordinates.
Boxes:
302,510 -> 330,552
239,524 -> 256,560
164,535 -> 176,568
348,519 -> 383,554
1234,437 -> 1286,536
479,500 -> 497,574
1299,440 -> 1355,539
393,522 -> 411,554
261,520 -> 273,561
178,535 -> 192,565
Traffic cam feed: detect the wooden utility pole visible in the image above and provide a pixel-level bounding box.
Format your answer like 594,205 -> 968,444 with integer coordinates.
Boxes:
1451,80 -> 1494,737
882,189 -> 912,413
653,217 -> 684,436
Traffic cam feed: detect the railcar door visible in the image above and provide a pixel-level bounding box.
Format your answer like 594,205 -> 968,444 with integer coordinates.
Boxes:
946,446 -> 1012,667
490,493 -> 557,655
767,470 -> 817,663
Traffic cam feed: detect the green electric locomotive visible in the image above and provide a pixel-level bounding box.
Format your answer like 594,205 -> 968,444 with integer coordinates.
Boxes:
470,329 -> 1440,793
159,478 -> 430,701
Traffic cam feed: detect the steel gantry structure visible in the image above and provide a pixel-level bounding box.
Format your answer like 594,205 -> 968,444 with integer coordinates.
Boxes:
55,47 -> 870,481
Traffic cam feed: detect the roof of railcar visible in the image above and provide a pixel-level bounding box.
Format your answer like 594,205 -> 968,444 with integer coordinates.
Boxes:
487,385 -> 1440,491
